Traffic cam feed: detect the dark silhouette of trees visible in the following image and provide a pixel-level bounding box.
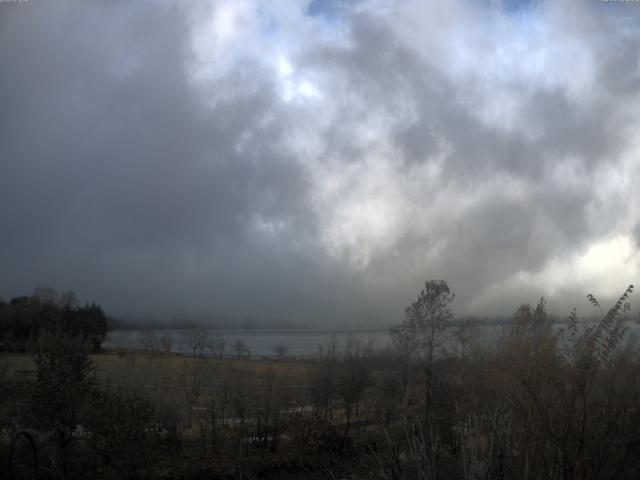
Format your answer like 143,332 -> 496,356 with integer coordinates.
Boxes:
233,339 -> 249,358
0,288 -> 108,351
272,344 -> 288,357
31,328 -> 97,478
390,279 -> 454,420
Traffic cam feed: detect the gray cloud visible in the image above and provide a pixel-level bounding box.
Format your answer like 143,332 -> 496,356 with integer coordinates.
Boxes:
1,0 -> 639,325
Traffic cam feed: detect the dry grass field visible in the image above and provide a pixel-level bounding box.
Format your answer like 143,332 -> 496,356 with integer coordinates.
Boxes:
1,350 -> 312,409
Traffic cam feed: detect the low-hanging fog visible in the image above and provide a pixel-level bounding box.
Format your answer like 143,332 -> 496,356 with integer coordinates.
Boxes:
1,0 -> 640,326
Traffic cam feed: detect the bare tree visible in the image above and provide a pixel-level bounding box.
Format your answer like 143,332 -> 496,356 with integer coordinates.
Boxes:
390,279 -> 454,421
160,334 -> 173,354
178,359 -> 205,429
453,318 -> 481,359
309,336 -> 339,421
272,344 -> 288,358
205,361 -> 232,450
181,325 -> 210,356
254,366 -> 288,451
337,337 -> 371,434
210,330 -> 226,358
233,339 -> 248,359
138,329 -> 159,354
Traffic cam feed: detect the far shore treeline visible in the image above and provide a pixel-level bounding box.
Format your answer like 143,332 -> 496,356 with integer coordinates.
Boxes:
0,285 -> 579,355
0,287 -> 108,352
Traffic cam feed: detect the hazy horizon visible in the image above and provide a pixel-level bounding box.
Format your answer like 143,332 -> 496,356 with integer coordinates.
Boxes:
2,0 -> 640,327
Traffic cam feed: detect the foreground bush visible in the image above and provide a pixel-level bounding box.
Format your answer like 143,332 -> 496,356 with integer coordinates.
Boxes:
3,282 -> 640,479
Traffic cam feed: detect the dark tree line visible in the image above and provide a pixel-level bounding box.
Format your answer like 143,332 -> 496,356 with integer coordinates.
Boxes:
0,288 -> 108,352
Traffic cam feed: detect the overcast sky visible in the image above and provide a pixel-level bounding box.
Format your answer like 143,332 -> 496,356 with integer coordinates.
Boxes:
1,0 -> 640,326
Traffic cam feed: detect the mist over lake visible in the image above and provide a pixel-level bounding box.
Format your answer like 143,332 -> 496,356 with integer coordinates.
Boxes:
105,322 -> 640,357
105,328 -> 393,357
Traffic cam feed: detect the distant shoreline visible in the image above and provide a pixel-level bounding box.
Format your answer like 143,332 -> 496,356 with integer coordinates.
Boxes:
109,326 -> 392,333
108,316 -> 605,332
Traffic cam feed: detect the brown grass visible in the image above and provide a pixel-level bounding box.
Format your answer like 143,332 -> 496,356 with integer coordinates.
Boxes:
1,350 -> 311,394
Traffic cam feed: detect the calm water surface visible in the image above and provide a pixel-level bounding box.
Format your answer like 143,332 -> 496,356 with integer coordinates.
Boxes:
105,328 -> 392,357
105,323 -> 640,358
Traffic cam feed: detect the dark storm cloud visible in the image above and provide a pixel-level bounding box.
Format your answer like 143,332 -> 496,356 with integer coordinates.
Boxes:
1,0 -> 640,324
0,1 -> 321,319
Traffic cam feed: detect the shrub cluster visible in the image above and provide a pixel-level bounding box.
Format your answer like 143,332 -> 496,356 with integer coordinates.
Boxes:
0,288 -> 108,352
3,281 -> 640,479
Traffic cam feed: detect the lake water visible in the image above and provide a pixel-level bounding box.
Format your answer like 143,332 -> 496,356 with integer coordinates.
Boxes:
105,322 -> 640,358
105,328 -> 393,357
